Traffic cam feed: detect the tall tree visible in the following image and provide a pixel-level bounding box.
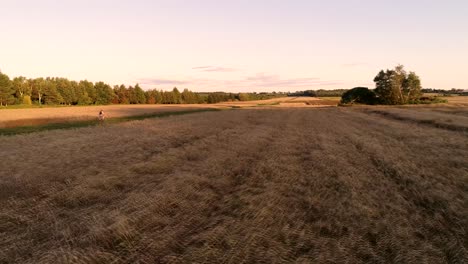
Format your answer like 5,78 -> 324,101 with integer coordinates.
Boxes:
79,80 -> 96,104
172,87 -> 182,104
145,90 -> 156,104
392,65 -> 407,104
0,72 -> 15,106
115,84 -> 129,104
94,82 -> 115,104
31,78 -> 45,105
134,84 -> 146,104
374,65 -> 423,104
75,81 -> 92,105
55,77 -> 75,105
374,69 -> 396,104
181,88 -> 198,104
42,77 -> 63,104
154,90 -> 163,104
404,72 -> 422,103
162,90 -> 175,104
12,76 -> 31,104
127,85 -> 137,104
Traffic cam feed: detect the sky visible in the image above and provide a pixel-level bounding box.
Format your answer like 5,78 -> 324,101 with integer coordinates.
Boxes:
1,0 -> 467,92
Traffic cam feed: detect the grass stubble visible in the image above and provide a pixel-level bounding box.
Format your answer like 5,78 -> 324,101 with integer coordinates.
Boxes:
0,108 -> 219,136
0,107 -> 467,263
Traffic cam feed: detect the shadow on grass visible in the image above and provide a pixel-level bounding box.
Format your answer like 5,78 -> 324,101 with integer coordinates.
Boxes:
0,108 -> 220,136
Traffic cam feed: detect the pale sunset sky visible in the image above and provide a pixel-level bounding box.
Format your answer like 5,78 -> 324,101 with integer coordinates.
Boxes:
1,0 -> 467,92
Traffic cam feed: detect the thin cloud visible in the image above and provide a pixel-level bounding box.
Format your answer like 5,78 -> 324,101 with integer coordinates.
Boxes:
192,66 -> 212,70
137,73 -> 344,91
204,67 -> 237,72
138,78 -> 188,86
244,73 -> 336,88
192,66 -> 238,72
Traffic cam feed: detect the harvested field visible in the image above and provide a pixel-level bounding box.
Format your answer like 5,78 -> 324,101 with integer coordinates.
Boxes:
0,98 -> 338,129
216,97 -> 339,108
362,107 -> 468,132
0,105 -> 214,128
445,96 -> 468,107
1,107 -> 467,263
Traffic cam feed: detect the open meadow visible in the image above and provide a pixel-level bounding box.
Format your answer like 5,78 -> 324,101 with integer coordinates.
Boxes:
0,104 -> 467,263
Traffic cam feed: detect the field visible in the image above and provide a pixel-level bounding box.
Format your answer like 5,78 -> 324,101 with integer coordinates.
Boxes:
0,98 -> 339,130
1,103 -> 467,263
445,96 -> 468,106
217,97 -> 340,108
0,105 -> 213,128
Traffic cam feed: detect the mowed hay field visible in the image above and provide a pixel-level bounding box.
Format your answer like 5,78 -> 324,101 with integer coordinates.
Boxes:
0,105 -> 214,128
0,97 -> 337,129
1,107 -> 468,263
216,97 -> 340,108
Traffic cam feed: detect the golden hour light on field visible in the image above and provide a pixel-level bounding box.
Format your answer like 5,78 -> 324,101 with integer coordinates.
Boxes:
1,1 -> 467,263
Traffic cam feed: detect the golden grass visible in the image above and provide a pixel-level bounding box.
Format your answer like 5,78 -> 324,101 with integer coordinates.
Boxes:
217,97 -> 338,108
0,105 -> 216,128
445,95 -> 468,106
1,107 -> 467,263
362,107 -> 468,132
0,98 -> 337,128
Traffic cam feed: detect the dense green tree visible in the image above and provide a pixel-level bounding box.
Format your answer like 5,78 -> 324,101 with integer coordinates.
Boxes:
154,90 -> 163,103
12,76 -> 31,104
145,90 -> 155,104
172,87 -> 182,104
111,85 -> 120,104
31,78 -> 45,105
144,89 -> 162,104
403,72 -> 422,103
0,72 -> 15,106
181,88 -> 199,104
374,65 -> 423,104
55,78 -> 75,105
127,86 -> 137,104
79,80 -> 96,104
95,82 -> 115,105
207,92 -> 229,103
374,70 -> 395,104
114,84 -> 129,104
238,93 -> 250,101
162,90 -> 175,104
42,78 -> 63,104
134,84 -> 146,104
197,94 -> 207,104
340,87 -> 377,105
75,81 -> 92,105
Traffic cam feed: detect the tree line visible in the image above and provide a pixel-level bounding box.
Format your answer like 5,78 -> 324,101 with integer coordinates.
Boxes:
0,72 -> 284,106
421,88 -> 467,96
288,89 -> 347,97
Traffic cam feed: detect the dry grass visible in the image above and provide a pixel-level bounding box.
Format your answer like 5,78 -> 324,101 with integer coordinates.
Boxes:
0,105 -> 217,128
445,96 -> 468,107
1,107 -> 467,263
0,98 -> 337,129
216,97 -> 338,108
362,107 -> 468,132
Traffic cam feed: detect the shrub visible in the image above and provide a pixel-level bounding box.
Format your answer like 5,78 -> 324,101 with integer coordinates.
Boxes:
340,87 -> 377,105
22,95 -> 32,105
416,96 -> 448,104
